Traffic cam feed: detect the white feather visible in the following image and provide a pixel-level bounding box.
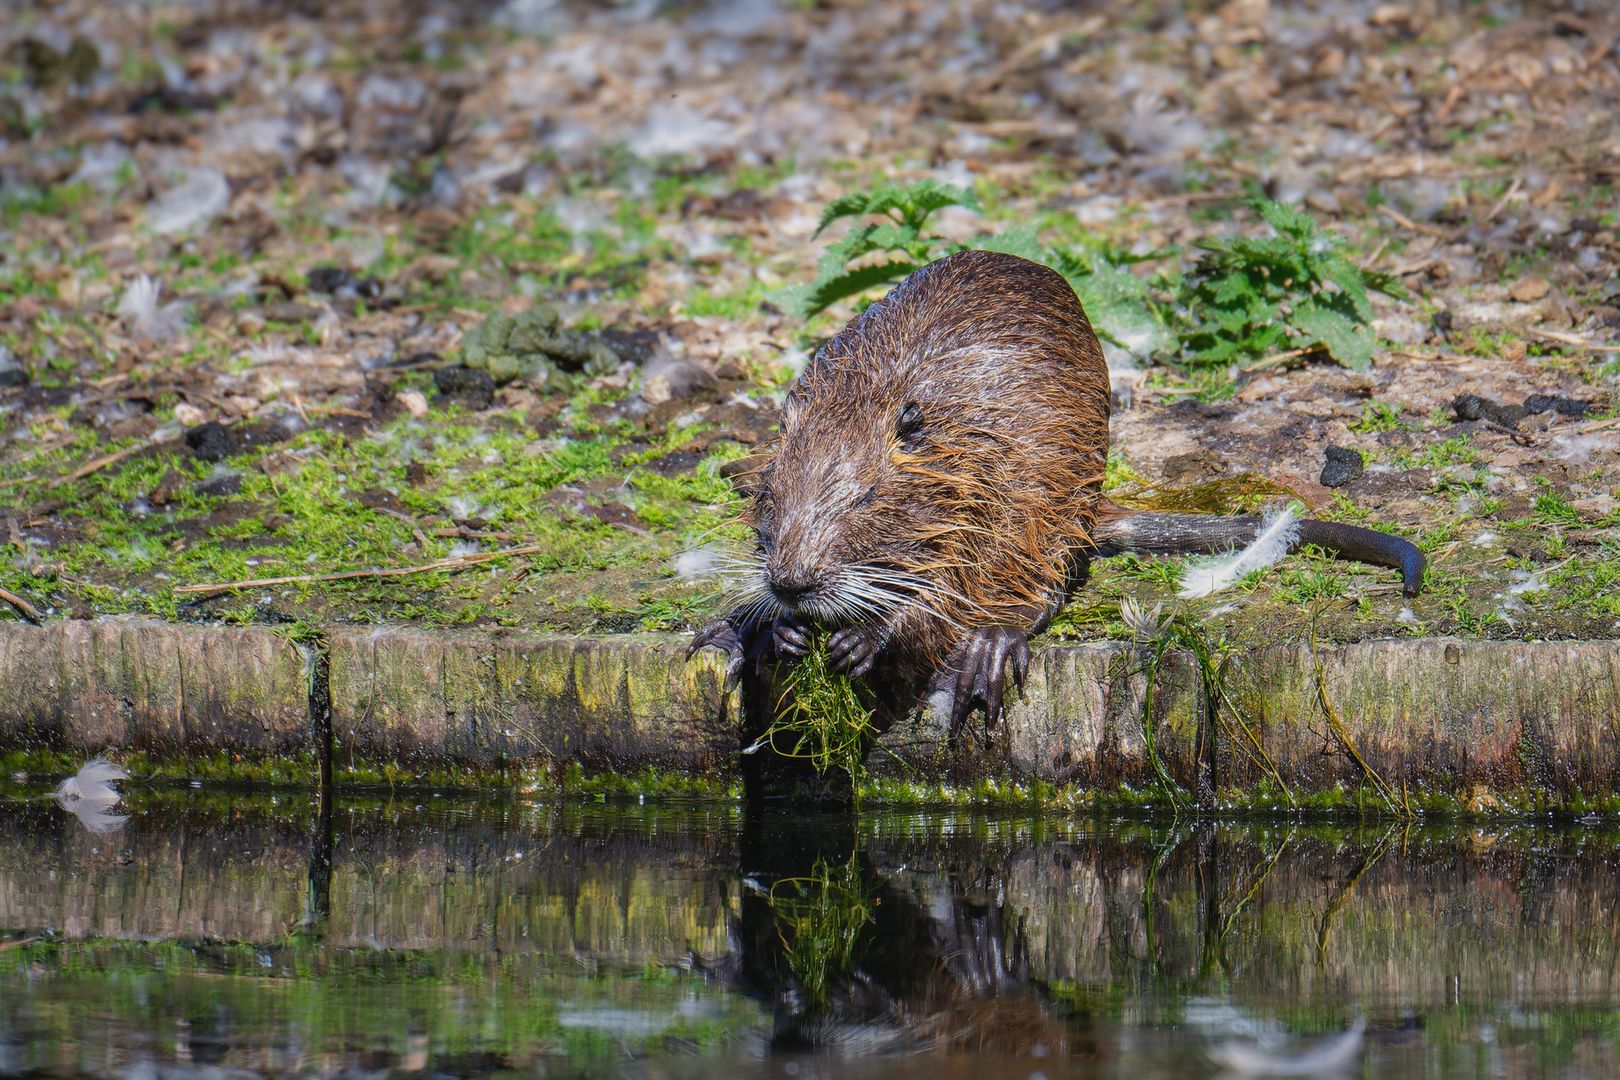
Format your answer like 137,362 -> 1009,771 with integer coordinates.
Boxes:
54,759 -> 132,834
54,758 -> 129,804
1209,1017 -> 1365,1076
1178,508 -> 1301,599
117,274 -> 190,341
674,544 -> 725,581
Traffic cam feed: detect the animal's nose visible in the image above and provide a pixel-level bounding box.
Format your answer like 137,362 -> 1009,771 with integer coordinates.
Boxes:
768,573 -> 817,606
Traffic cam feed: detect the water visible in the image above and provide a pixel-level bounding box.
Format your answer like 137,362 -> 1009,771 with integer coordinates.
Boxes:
3,794 -> 1619,1078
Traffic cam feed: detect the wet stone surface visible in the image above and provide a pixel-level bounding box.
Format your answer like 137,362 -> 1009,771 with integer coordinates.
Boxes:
3,794 -> 1620,1077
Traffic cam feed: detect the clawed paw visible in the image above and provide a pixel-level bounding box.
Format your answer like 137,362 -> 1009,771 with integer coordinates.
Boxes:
946,625 -> 1031,737
687,620 -> 749,690
690,616 -> 890,687
773,618 -> 811,657
826,626 -> 885,677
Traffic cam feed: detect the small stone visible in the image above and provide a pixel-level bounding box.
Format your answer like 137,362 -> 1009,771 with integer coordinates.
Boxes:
397,389 -> 429,418
1319,445 -> 1364,488
0,346 -> 27,387
719,453 -> 765,480
306,265 -> 381,299
598,328 -> 659,367
641,372 -> 673,406
1161,449 -> 1224,485
148,468 -> 186,507
173,402 -> 206,427
1509,275 -> 1550,303
1452,393 -> 1525,427
195,472 -> 242,498
184,421 -> 237,462
433,365 -> 496,410
1523,394 -> 1589,418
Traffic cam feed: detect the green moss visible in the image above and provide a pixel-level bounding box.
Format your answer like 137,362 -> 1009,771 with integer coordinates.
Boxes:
0,748 -> 318,794
329,759 -> 741,801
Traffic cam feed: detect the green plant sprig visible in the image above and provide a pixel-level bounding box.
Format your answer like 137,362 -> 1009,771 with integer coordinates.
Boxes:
749,632 -> 878,786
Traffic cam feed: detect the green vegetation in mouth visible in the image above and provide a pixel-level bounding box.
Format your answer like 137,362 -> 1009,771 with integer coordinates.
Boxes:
752,632 -> 880,793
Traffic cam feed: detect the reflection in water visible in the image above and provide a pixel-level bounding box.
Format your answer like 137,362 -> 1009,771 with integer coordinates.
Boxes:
51,759 -> 130,834
1,795 -> 1619,1077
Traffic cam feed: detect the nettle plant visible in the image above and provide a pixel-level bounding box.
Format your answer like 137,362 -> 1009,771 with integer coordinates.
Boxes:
1171,197 -> 1408,372
791,179 -> 980,317
792,182 -> 1405,374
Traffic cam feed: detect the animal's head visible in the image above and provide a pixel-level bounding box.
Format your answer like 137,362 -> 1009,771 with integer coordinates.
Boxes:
739,393 -> 947,629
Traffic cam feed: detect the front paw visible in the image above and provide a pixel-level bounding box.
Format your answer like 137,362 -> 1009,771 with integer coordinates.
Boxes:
773,618 -> 812,658
826,625 -> 887,677
946,626 -> 1031,736
688,620 -> 748,689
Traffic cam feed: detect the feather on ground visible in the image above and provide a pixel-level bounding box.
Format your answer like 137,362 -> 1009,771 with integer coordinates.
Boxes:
1177,507 -> 1301,598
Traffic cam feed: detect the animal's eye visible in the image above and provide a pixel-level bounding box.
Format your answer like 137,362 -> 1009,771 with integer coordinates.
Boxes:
896,401 -> 926,448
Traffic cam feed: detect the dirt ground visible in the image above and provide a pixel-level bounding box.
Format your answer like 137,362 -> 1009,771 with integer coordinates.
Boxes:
1,0 -> 1616,644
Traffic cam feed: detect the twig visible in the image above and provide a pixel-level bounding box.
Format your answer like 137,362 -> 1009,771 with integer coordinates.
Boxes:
1481,177 -> 1522,224
1479,418 -> 1535,446
372,506 -> 432,549
1309,617 -> 1406,816
1314,824 -> 1399,967
1385,348 -> 1483,365
304,405 -> 375,419
1525,327 -> 1620,353
435,526 -> 517,540
176,544 -> 547,597
0,586 -> 43,625
1389,256 -> 1444,278
1377,204 -> 1450,238
1241,347 -> 1311,373
51,443 -> 150,488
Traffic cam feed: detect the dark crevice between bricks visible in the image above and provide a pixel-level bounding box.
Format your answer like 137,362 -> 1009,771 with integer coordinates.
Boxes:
304,630 -> 333,793
302,628 -> 334,933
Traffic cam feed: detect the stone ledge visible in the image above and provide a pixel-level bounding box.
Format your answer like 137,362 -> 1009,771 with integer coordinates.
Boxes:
2,619 -> 1617,803
0,617 -> 313,770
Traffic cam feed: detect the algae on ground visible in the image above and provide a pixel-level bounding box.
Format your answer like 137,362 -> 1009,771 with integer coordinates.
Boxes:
460,305 -> 625,385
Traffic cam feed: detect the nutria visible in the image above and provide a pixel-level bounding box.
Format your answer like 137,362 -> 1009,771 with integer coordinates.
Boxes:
691,250 -> 1423,731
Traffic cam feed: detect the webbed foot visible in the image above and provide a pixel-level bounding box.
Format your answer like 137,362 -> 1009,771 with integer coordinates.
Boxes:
946,626 -> 1032,736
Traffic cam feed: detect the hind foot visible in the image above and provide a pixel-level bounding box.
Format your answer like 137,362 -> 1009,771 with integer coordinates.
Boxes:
944,626 -> 1031,736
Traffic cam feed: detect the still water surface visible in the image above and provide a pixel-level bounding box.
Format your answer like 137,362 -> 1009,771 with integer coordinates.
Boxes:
2,794 -> 1618,1078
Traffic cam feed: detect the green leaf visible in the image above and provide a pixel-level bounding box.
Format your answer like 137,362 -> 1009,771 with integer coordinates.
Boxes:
1312,252 -> 1375,322
799,259 -> 920,317
1073,260 -> 1175,359
972,224 -> 1046,263
1253,197 -> 1319,241
1294,301 -> 1374,370
887,179 -> 979,227
864,221 -> 922,254
814,193 -> 876,237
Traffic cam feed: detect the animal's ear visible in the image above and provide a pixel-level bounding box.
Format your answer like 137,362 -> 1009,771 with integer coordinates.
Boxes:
896,401 -> 926,448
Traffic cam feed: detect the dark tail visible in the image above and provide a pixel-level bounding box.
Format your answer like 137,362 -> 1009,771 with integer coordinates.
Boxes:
1092,508 -> 1425,597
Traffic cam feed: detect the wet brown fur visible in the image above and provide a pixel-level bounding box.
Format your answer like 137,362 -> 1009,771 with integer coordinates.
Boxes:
755,249 -> 1109,678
